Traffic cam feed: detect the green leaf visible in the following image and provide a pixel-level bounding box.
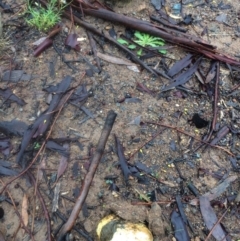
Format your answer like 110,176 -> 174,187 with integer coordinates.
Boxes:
137,49 -> 142,56
128,44 -> 137,49
117,38 -> 129,45
135,39 -> 146,47
159,49 -> 167,54
147,43 -> 158,47
151,37 -> 165,42
134,31 -> 145,41
152,40 -> 165,45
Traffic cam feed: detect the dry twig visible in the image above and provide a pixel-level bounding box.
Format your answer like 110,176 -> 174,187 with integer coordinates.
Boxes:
57,110 -> 117,240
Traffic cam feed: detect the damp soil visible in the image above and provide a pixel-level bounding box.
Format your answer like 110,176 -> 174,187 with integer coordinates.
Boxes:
0,0 -> 240,241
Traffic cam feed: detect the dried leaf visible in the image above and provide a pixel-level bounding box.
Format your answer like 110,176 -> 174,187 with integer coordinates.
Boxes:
136,82 -> 154,95
210,125 -> 229,145
189,198 -> 199,206
158,179 -> 178,187
97,52 -> 137,66
195,70 -> 204,84
127,65 -> 140,72
187,182 -> 200,197
0,88 -> 26,106
21,194 -> 28,228
69,84 -> 89,104
190,175 -> 237,206
171,210 -> 190,241
216,13 -> 227,23
151,0 -> 164,10
124,97 -> 142,103
109,27 -> 117,39
72,161 -> 80,178
176,195 -> 188,226
135,161 -> 152,174
229,157 -> 240,171
2,70 -> 37,82
56,144 -> 69,181
65,33 -> 80,51
115,135 -> 131,183
169,140 -> 177,151
46,140 -> 69,157
0,165 -> 18,176
0,137 -> 12,156
203,175 -> 237,201
205,62 -> 217,83
32,36 -> 47,46
52,183 -> 61,212
200,196 -> 227,241
0,120 -> 28,137
128,115 -> 141,125
218,2 -> 231,10
162,57 -> 202,92
37,156 -> 46,181
167,54 -> 192,77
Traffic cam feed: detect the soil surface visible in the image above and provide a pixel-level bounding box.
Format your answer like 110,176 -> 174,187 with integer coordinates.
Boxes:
0,0 -> 240,241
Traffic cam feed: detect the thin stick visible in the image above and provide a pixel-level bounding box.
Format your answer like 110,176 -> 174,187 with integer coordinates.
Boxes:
195,61 -> 220,152
147,121 -> 234,156
86,31 -> 101,72
56,110 -> 117,241
205,62 -> 220,142
131,200 -> 174,205
212,62 -> 220,132
69,6 -> 74,34
0,180 -> 35,240
204,208 -> 229,241
27,171 -> 51,241
32,153 -> 47,233
128,127 -> 166,160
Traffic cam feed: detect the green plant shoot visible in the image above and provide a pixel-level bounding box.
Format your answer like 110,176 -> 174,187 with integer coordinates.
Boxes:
117,31 -> 166,56
25,0 -> 66,32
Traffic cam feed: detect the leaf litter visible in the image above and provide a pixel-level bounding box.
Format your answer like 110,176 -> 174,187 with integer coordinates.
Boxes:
16,75 -> 72,167
1,0 -> 240,240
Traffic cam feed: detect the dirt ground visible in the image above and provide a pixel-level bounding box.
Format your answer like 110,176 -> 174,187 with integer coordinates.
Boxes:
0,0 -> 240,240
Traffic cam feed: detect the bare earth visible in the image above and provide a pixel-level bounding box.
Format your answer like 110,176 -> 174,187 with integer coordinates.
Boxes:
0,0 -> 240,241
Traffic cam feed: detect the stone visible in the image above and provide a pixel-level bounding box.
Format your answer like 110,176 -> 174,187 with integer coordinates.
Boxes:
147,202 -> 165,237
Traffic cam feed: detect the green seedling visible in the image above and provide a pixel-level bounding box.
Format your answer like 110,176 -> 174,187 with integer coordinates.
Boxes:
118,31 -> 166,56
33,142 -> 41,150
134,188 -> 150,202
105,179 -> 113,185
25,0 -> 66,32
151,171 -> 160,179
